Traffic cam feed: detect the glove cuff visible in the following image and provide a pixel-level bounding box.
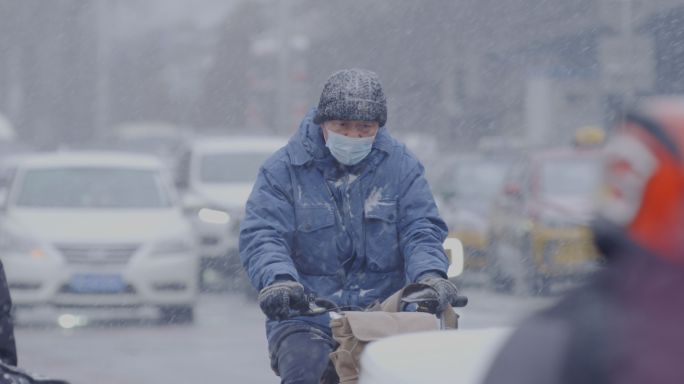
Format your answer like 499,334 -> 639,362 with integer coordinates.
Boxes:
417,270 -> 447,283
274,274 -> 297,283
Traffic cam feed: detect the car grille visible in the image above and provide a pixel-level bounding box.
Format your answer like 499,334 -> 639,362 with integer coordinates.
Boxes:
58,283 -> 136,295
56,243 -> 140,265
200,236 -> 220,246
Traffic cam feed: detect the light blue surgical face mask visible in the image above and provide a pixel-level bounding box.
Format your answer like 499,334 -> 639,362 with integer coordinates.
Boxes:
325,129 -> 376,166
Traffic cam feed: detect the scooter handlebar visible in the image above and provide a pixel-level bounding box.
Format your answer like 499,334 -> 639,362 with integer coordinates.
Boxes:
450,295 -> 468,308
282,292 -> 468,320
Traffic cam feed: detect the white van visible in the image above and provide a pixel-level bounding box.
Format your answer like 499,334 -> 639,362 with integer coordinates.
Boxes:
176,136 -> 287,291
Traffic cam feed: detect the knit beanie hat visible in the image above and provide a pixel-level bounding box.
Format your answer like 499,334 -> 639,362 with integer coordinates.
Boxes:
313,68 -> 387,127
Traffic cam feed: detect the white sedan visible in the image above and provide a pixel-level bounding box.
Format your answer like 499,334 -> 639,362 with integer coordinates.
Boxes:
0,152 -> 198,323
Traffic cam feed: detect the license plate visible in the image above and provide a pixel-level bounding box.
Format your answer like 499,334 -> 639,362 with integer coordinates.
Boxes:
69,274 -> 126,293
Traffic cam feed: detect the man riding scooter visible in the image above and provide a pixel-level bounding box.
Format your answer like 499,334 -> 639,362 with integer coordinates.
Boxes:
239,68 -> 460,383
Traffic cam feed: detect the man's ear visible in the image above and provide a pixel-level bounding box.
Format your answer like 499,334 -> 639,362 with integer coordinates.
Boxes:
321,125 -> 329,142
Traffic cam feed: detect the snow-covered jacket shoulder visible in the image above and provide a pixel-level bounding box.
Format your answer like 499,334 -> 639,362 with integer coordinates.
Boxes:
239,108 -> 448,308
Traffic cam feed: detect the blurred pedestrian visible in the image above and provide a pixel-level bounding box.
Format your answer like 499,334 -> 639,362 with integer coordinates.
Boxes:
484,96 -> 684,384
239,68 -> 458,383
0,260 -> 16,367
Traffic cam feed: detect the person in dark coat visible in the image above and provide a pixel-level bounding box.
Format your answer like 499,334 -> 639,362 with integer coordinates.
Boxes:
0,260 -> 16,367
239,69 -> 459,383
0,262 -> 67,384
484,96 -> 684,384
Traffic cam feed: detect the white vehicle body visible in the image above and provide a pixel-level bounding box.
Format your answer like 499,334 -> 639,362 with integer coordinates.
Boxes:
178,136 -> 286,289
0,152 -> 198,320
360,327 -> 513,384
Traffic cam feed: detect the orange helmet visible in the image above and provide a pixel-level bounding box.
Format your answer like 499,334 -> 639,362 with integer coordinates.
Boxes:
596,97 -> 684,263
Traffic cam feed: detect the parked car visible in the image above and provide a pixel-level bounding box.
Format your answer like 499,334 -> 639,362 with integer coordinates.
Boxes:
176,135 -> 287,291
437,154 -> 511,275
488,146 -> 604,294
0,152 -> 199,323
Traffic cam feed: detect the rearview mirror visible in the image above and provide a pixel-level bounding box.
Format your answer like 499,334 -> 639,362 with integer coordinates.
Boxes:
443,237 -> 464,278
181,192 -> 205,212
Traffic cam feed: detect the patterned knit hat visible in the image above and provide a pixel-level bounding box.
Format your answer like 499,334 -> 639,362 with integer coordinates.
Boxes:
313,69 -> 387,127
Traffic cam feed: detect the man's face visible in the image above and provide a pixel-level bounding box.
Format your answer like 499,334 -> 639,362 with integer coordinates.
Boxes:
322,120 -> 379,141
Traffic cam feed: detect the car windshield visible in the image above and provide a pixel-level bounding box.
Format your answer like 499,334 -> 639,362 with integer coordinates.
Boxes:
539,158 -> 602,198
453,161 -> 508,199
199,152 -> 272,183
14,167 -> 173,208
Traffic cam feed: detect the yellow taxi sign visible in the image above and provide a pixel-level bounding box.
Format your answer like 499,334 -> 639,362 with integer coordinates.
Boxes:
573,126 -> 605,147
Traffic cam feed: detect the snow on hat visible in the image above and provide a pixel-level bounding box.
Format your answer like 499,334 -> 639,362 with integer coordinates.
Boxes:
313,68 -> 387,127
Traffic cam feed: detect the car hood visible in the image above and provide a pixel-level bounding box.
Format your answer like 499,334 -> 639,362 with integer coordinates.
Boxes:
4,208 -> 188,243
193,184 -> 253,210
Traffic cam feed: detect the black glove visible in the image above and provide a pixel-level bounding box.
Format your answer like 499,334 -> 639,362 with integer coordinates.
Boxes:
418,273 -> 459,312
257,280 -> 308,320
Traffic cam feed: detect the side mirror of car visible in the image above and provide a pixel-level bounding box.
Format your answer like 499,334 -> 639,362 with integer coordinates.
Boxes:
181,192 -> 204,213
443,237 -> 464,278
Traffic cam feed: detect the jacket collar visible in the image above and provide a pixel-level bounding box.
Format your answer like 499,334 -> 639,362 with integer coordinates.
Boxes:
288,107 -> 394,167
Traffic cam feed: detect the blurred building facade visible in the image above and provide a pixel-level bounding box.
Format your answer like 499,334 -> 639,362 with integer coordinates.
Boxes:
233,0 -> 684,149
0,0 -> 98,147
0,0 -> 233,147
1,0 -> 684,149
443,0 -> 684,148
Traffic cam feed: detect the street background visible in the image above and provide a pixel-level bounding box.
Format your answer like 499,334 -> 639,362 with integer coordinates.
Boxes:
2,1 -> 684,150
0,1 -> 683,383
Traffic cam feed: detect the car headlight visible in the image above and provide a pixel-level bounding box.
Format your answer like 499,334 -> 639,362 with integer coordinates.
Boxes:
197,208 -> 231,225
150,238 -> 195,257
0,231 -> 46,258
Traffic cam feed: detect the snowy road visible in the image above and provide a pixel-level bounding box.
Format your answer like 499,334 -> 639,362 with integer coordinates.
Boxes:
15,288 -> 558,384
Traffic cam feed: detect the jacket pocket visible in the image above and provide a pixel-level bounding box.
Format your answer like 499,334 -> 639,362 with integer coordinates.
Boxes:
297,206 -> 335,232
364,200 -> 402,272
294,205 -> 339,275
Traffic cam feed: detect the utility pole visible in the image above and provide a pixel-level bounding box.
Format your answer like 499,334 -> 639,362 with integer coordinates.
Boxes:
3,1 -> 24,127
95,0 -> 111,141
276,0 -> 290,132
602,0 -> 637,121
619,0 -> 635,105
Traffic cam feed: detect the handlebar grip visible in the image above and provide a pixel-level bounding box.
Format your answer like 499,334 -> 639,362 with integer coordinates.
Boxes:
304,292 -> 318,303
450,295 -> 468,308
